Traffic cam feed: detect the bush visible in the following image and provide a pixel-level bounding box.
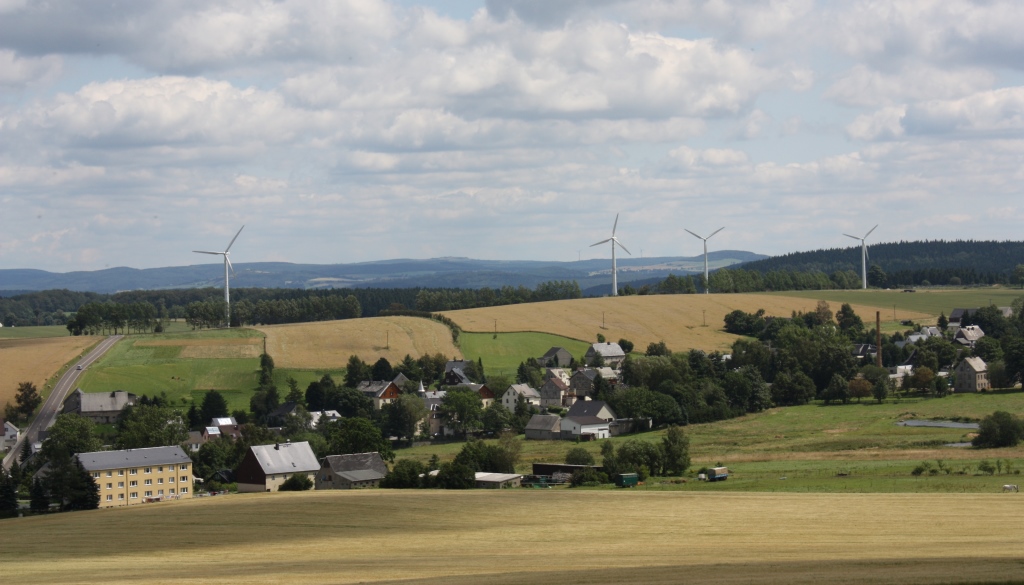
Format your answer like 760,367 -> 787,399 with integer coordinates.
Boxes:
569,467 -> 607,487
973,411 -> 1024,448
278,474 -> 314,491
381,459 -> 425,489
565,446 -> 596,466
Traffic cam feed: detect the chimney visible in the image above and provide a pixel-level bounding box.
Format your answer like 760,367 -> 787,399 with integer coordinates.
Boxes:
274,443 -> 279,450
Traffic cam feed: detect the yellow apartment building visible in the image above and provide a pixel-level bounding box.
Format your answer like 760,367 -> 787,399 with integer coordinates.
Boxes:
76,446 -> 193,508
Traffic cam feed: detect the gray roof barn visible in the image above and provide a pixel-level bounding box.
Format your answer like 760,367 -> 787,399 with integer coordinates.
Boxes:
567,400 -> 616,421
321,452 -> 388,483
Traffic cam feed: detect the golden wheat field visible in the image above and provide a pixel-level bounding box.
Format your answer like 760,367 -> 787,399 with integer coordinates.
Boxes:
0,336 -> 97,406
256,316 -> 461,369
441,294 -> 931,352
4,490 -> 1024,585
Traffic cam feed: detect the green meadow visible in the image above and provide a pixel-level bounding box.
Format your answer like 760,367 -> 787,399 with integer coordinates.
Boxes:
458,331 -> 590,377
0,325 -> 71,339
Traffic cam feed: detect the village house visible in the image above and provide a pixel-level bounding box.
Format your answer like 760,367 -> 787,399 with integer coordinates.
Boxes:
2,420 -> 20,451
309,409 -> 342,427
316,452 -> 389,490
443,360 -> 476,386
420,390 -> 450,437
538,347 -> 574,368
474,472 -> 522,489
236,441 -> 320,493
584,342 -> 626,368
544,368 -> 572,386
61,388 -> 137,424
953,357 -> 990,393
77,445 -> 192,507
539,377 -> 571,408
501,384 -> 540,412
356,380 -> 401,409
954,325 -> 985,348
524,414 -> 562,440
560,400 -> 617,440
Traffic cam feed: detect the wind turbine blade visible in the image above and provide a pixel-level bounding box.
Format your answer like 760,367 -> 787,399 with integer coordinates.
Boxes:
864,224 -> 878,239
193,250 -> 223,255
865,246 -> 870,263
225,225 -> 245,253
707,227 -> 725,239
226,256 -> 235,276
590,239 -> 612,247
612,213 -> 619,236
842,234 -> 861,241
615,240 -> 632,255
684,229 -> 703,240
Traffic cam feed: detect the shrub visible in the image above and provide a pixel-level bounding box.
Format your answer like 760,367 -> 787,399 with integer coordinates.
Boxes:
278,474 -> 313,491
973,411 -> 1024,448
569,467 -> 605,487
565,446 -> 595,466
381,459 -> 425,489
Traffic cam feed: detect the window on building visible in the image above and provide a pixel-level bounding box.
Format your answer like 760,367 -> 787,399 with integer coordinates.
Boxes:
130,480 -> 137,487
169,488 -> 175,495
130,492 -> 138,499
144,479 -> 152,486
168,477 -> 175,483
180,464 -> 188,470
118,494 -> 124,500
144,467 -> 151,474
144,491 -> 152,497
181,487 -> 188,493
106,471 -> 112,477
158,466 -> 164,472
130,469 -> 137,475
157,478 -> 163,484
92,472 -> 100,478
158,489 -> 164,495
106,495 -> 112,501
106,483 -> 112,489
180,476 -> 188,482
118,482 -> 124,488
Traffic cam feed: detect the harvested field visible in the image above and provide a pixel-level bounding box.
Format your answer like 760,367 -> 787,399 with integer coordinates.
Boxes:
0,336 -> 97,406
4,490 -> 1024,584
257,316 -> 460,369
442,295 -> 931,352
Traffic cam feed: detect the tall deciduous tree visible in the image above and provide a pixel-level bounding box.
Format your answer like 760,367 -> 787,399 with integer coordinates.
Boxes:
439,387 -> 483,436
15,381 -> 42,419
115,404 -> 188,449
41,414 -> 101,463
660,425 -> 691,476
325,417 -> 394,462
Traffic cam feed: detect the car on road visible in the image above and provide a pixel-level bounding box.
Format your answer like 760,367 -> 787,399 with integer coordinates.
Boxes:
76,365 -> 83,370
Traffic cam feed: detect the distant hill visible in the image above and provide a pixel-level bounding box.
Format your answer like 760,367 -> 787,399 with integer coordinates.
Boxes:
0,251 -> 767,294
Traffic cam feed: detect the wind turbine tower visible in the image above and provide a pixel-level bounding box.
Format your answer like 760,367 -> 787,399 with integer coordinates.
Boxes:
590,213 -> 631,296
843,225 -> 877,289
685,227 -> 724,294
193,225 -> 245,326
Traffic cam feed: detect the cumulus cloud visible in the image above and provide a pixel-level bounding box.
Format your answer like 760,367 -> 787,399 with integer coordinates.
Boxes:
0,49 -> 61,87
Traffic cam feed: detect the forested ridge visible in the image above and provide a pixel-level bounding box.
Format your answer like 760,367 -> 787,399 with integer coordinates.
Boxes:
744,240 -> 1024,284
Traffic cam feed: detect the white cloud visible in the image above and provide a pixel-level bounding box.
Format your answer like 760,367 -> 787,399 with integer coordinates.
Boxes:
846,106 -> 906,141
825,64 -> 996,108
0,49 -> 61,87
903,87 -> 1024,136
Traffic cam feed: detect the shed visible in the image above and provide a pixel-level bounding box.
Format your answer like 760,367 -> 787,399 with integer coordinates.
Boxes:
316,452 -> 389,490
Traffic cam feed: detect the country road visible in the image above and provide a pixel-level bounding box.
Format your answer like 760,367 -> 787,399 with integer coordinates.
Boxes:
3,335 -> 123,471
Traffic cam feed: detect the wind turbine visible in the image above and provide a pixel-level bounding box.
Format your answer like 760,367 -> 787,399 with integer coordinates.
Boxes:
843,224 -> 877,289
590,213 -> 631,296
193,225 -> 245,326
685,227 -> 724,294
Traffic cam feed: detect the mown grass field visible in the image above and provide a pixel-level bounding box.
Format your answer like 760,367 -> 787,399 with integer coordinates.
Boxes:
0,336 -> 98,407
257,316 -> 460,370
442,294 -> 931,353
4,490 -> 1024,585
458,331 -> 590,377
0,325 -> 71,339
77,328 -> 345,411
763,287 -> 1024,320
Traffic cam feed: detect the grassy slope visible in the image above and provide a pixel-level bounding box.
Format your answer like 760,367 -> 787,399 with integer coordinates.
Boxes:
395,390 -> 1024,492
459,331 -> 590,377
4,490 -> 1024,585
76,328 -> 345,411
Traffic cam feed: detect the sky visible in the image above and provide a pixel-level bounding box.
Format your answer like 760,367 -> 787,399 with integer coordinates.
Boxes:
1,0 -> 1023,273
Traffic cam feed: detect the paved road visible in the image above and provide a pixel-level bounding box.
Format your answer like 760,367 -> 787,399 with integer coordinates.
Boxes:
3,335 -> 123,470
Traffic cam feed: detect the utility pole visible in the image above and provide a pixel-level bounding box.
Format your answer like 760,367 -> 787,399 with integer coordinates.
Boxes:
386,330 -> 389,350
702,309 -> 706,327
876,311 -> 882,368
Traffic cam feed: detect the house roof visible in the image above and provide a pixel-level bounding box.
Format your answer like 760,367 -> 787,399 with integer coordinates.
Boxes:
76,446 -> 191,471
525,414 -> 561,432
542,377 -> 568,391
956,325 -> 985,341
565,415 -> 609,426
475,472 -> 522,483
445,368 -> 471,384
586,342 -> 625,358
211,417 -> 237,426
321,452 -> 388,480
357,381 -> 397,398
505,384 -> 540,399
567,400 -> 614,419
393,372 -> 411,386
249,441 -> 320,475
960,356 -> 987,373
268,401 -> 300,419
69,389 -> 135,413
444,360 -> 474,373
540,347 -> 571,359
